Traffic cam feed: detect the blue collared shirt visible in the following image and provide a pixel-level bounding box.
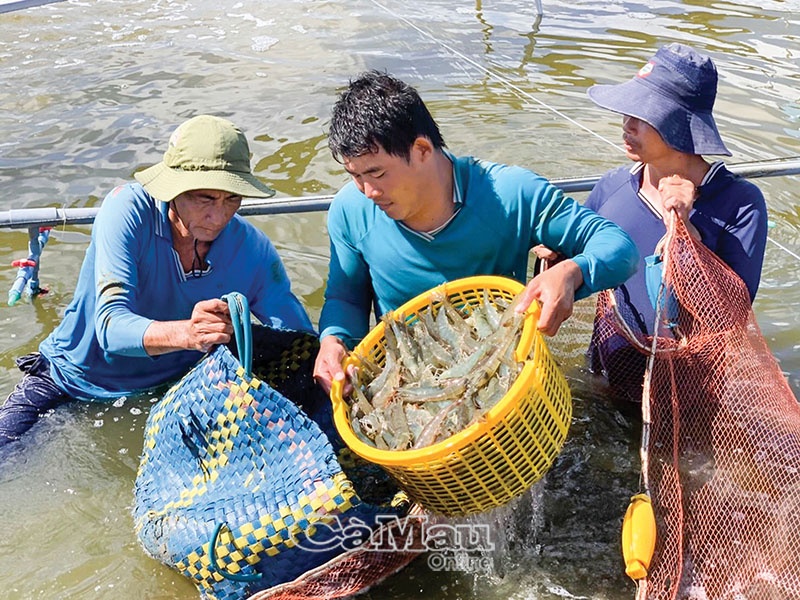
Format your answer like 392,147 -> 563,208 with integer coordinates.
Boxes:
320,151 -> 639,347
585,161 -> 768,334
40,183 -> 313,400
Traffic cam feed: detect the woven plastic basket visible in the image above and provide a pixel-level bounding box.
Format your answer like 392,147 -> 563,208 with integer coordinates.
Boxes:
331,275 -> 572,516
134,293 -> 406,600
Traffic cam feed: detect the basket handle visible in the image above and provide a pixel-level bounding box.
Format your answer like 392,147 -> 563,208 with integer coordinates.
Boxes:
513,300 -> 541,363
330,354 -> 358,406
222,292 -> 252,378
208,522 -> 263,583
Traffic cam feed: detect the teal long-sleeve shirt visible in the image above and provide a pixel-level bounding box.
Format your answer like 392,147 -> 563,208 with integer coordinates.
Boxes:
319,152 -> 639,348
39,183 -> 313,400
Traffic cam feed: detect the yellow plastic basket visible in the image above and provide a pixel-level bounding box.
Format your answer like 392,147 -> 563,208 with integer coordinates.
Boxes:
331,275 -> 572,516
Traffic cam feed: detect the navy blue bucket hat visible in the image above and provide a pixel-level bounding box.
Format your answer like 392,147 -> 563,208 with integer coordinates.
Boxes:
588,43 -> 731,156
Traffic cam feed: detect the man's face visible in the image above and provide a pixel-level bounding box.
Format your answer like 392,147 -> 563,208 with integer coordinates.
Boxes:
171,189 -> 242,242
342,144 -> 426,223
621,115 -> 672,163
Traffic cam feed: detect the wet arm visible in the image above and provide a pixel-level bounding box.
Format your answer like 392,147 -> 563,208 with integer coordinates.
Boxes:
316,205 -> 373,390
515,182 -> 638,334
716,190 -> 768,302
92,190 -> 156,357
318,206 -> 374,347
141,299 -> 233,355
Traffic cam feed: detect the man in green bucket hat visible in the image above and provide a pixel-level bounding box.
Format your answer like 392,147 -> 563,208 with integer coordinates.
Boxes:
0,115 -> 313,447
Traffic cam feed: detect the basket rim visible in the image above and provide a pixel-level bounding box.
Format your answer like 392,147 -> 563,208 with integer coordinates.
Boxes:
330,275 -> 543,466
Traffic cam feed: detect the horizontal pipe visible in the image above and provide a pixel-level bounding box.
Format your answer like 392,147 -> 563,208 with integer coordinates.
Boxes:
0,0 -> 66,14
1,157 -> 799,230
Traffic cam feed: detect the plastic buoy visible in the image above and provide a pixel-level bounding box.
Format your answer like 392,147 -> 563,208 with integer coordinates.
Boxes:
621,493 -> 656,580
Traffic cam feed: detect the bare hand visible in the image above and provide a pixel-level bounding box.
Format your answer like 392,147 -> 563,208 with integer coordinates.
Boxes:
187,298 -> 233,353
313,335 -> 350,395
515,259 -> 583,336
658,174 -> 702,240
532,244 -> 565,273
658,174 -> 696,222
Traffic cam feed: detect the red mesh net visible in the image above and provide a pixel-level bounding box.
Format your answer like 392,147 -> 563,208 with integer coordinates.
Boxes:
595,217 -> 800,599
247,505 -> 429,600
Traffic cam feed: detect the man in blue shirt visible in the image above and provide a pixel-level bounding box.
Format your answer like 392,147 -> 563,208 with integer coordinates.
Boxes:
0,115 -> 313,446
584,43 -> 768,401
313,71 -> 640,393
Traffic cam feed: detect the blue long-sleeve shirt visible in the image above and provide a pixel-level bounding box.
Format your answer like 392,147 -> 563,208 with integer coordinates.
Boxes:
320,152 -> 639,347
585,161 -> 768,333
39,183 -> 313,400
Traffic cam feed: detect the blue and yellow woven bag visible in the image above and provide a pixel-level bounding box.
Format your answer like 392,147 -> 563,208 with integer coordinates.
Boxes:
133,293 -> 404,600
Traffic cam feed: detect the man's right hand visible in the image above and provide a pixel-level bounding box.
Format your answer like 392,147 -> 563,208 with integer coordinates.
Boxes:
313,335 -> 349,395
186,298 -> 233,353
515,258 -> 583,337
143,298 -> 233,356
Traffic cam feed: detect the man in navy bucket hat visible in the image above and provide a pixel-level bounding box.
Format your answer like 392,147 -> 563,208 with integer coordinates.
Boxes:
588,43 -> 731,157
582,43 -> 768,402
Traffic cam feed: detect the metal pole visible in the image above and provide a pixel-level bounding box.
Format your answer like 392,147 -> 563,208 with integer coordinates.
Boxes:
1,157 -> 798,230
8,226 -> 50,305
2,156 -> 798,305
0,0 -> 66,14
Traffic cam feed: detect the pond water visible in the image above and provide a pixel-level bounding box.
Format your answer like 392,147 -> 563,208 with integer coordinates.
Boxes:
0,0 -> 798,598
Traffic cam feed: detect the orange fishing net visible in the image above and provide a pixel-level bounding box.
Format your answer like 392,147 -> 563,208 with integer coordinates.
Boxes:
594,216 -> 800,599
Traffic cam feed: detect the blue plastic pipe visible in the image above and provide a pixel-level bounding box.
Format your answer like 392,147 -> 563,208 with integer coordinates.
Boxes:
8,227 -> 51,306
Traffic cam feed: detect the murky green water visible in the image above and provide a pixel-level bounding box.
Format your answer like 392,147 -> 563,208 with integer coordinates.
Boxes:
0,0 -> 798,598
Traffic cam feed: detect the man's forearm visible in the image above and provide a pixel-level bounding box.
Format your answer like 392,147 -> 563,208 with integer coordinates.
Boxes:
142,320 -> 192,356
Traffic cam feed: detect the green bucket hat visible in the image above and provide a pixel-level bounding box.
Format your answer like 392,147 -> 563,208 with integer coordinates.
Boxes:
134,115 -> 275,202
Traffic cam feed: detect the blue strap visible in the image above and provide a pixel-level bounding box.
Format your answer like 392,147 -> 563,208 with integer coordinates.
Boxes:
644,254 -> 679,327
205,296 -> 258,581
222,292 -> 252,378
208,522 -> 263,583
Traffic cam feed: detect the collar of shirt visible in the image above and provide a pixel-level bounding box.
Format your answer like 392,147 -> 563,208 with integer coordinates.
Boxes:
629,160 -> 724,218
398,149 -> 463,241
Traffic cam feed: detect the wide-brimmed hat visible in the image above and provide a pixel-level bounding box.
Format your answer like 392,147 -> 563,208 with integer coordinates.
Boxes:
588,43 -> 731,156
134,115 -> 275,202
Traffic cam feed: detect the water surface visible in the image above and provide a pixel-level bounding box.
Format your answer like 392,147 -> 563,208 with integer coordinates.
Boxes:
0,1 -> 798,598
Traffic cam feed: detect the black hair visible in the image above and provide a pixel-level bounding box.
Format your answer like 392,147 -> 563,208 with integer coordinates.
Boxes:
327,70 -> 446,163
